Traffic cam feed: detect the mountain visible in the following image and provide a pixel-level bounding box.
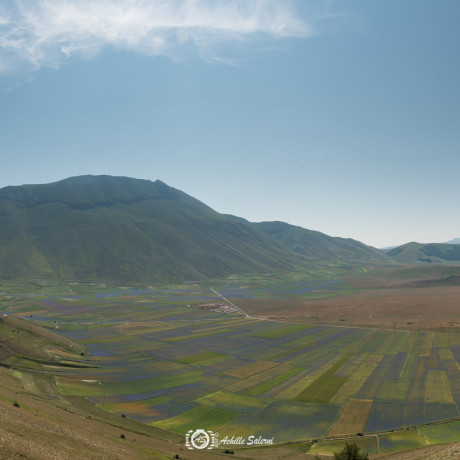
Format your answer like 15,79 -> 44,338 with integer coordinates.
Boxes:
0,175 -> 301,282
444,238 -> 460,245
0,175 -> 385,282
386,242 -> 460,264
250,221 -> 386,261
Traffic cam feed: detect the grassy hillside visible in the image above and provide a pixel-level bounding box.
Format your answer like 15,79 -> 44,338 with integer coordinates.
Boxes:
386,242 -> 460,264
253,221 -> 386,262
0,175 -> 302,282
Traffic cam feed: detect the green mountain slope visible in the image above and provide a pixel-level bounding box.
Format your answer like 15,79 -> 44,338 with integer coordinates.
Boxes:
252,221 -> 386,261
0,176 -> 301,282
386,242 -> 460,264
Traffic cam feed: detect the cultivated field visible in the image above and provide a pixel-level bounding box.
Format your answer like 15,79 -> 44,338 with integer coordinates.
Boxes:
2,266 -> 460,457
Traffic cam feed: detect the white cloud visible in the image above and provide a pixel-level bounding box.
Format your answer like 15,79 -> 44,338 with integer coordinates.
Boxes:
0,0 -> 312,73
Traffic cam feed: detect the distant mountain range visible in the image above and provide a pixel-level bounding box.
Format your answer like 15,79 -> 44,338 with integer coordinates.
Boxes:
385,242 -> 460,264
0,175 -> 459,282
0,175 -> 387,282
444,238 -> 460,245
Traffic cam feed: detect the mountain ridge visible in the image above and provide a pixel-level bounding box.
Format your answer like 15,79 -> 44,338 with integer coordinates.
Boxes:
385,242 -> 460,264
0,175 -> 386,282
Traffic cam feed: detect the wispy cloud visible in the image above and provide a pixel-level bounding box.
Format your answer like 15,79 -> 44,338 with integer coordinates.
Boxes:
0,0 -> 311,73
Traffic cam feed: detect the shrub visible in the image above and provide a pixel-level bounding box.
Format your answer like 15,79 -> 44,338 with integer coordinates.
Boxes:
333,442 -> 368,460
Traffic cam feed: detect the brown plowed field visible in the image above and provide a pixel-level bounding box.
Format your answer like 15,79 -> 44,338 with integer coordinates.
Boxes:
239,286 -> 460,331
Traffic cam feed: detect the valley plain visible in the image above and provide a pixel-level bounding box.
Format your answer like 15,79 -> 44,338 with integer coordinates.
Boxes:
3,263 -> 460,458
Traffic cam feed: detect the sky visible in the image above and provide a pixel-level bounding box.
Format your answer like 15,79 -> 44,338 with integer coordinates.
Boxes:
0,0 -> 459,248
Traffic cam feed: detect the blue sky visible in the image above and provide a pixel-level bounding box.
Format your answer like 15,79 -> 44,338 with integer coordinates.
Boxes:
0,0 -> 459,248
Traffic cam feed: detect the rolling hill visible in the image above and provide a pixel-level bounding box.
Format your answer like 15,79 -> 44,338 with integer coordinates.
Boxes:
386,242 -> 460,264
0,175 -> 386,282
252,221 -> 386,261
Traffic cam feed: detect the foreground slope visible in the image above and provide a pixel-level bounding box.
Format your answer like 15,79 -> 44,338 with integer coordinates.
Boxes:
0,175 -> 300,282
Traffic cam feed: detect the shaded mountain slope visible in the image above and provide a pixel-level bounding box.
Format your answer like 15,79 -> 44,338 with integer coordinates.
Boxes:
252,220 -> 386,261
0,175 -> 300,282
386,242 -> 460,264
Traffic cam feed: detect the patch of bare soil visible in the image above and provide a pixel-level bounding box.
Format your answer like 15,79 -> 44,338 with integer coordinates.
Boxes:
239,286 -> 460,331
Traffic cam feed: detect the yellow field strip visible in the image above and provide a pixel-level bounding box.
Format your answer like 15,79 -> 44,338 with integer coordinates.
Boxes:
276,354 -> 350,401
425,370 -> 455,404
328,398 -> 374,436
419,332 -> 434,357
331,353 -> 383,404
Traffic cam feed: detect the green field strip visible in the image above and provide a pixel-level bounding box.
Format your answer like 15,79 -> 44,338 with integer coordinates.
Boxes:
377,332 -> 401,355
244,366 -> 304,396
56,370 -> 202,397
378,429 -> 427,453
309,437 -> 378,456
419,332 -> 434,357
224,360 -> 279,379
331,353 -> 384,404
254,323 -> 315,339
357,354 -> 399,400
219,400 -> 342,442
204,356 -> 252,373
285,339 -> 349,368
195,390 -> 270,413
438,348 -> 455,361
153,405 -> 238,434
425,370 -> 455,403
192,322 -> 246,334
163,328 -> 236,342
117,324 -> 176,336
358,330 -> 391,354
293,354 -> 352,403
97,396 -> 177,417
407,357 -> 428,402
175,351 -> 227,365
335,330 -> 377,355
165,376 -> 231,402
399,354 -> 418,381
378,379 -> 410,401
225,364 -> 294,393
428,347 -> 442,369
384,331 -> 411,355
281,329 -> 330,348
266,341 -> 316,361
83,335 -> 134,344
333,352 -> 369,378
433,332 -> 450,348
410,332 -> 429,356
418,419 -> 460,444
400,331 -> 418,353
447,332 -> 460,348
277,355 -> 347,401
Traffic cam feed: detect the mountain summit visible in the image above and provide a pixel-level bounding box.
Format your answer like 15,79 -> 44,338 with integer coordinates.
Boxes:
0,175 -> 385,282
